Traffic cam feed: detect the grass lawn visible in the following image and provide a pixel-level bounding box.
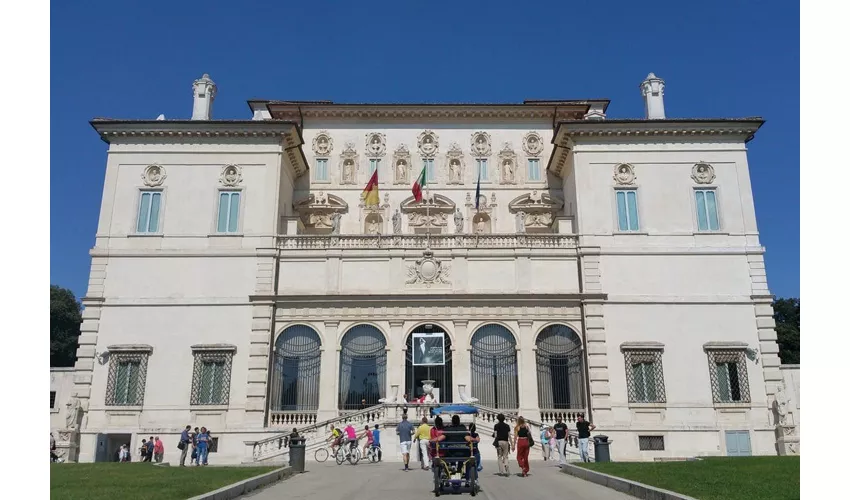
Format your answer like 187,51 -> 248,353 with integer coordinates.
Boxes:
578,456 -> 800,500
51,463 -> 280,500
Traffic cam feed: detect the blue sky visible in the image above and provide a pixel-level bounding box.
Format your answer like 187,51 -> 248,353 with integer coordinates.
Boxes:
50,0 -> 800,299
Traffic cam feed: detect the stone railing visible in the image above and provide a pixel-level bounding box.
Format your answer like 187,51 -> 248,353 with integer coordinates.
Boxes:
277,233 -> 577,250
269,411 -> 319,428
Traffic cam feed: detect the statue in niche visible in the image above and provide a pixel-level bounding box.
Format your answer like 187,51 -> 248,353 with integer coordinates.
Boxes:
392,209 -> 402,234
396,160 -> 407,182
330,213 -> 342,235
503,160 -> 515,183
476,218 -> 486,234
65,398 -> 82,430
367,218 -> 381,235
774,383 -> 790,426
449,159 -> 462,183
343,160 -> 355,183
515,211 -> 526,234
454,208 -> 464,233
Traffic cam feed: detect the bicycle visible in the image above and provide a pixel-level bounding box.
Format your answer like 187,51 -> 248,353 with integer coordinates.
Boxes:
366,444 -> 382,463
335,441 -> 361,465
314,445 -> 339,463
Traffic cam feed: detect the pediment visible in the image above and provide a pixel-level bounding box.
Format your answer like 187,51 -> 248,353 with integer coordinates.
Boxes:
508,190 -> 564,213
400,193 -> 456,214
293,191 -> 349,214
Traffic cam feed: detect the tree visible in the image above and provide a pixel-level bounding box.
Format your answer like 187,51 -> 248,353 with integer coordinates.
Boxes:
51,285 -> 82,367
773,297 -> 800,365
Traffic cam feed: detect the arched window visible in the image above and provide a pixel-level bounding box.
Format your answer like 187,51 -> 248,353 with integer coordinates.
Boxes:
405,324 -> 453,403
536,324 -> 585,409
470,324 -> 518,409
339,324 -> 387,410
270,325 -> 322,411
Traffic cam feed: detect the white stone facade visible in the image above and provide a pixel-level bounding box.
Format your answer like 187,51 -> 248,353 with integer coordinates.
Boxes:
66,73 -> 794,464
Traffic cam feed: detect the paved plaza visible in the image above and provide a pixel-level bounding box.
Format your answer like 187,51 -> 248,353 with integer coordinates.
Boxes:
244,460 -> 632,500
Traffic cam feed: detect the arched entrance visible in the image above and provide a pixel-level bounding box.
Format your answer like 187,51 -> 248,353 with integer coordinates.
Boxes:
270,325 -> 322,411
536,324 -> 585,409
470,324 -> 519,409
405,324 -> 453,403
339,324 -> 387,410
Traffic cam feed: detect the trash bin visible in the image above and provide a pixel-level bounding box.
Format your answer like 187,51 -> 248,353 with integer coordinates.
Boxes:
289,437 -> 306,473
593,435 -> 612,462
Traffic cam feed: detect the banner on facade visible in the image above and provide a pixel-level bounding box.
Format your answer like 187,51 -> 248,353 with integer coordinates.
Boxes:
412,331 -> 446,366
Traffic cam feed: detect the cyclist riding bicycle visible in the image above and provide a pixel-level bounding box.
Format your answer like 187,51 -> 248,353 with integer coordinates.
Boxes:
343,423 -> 358,451
369,424 -> 383,461
328,424 -> 343,456
361,424 -> 374,457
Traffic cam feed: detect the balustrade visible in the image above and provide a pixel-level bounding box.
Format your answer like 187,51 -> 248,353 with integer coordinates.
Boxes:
277,233 -> 576,250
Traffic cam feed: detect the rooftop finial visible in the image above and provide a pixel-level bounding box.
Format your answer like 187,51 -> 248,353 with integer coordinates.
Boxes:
191,73 -> 217,121
640,72 -> 666,120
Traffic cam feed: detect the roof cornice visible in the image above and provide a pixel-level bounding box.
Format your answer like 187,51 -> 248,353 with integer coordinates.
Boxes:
263,102 -> 598,121
90,119 -> 310,178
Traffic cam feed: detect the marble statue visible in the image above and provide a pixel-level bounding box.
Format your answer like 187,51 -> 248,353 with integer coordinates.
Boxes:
65,398 -> 82,430
367,218 -> 381,235
503,160 -> 515,183
330,213 -> 342,235
392,209 -> 402,234
396,160 -> 407,181
515,211 -> 526,234
450,160 -> 461,183
343,160 -> 355,183
476,217 -> 486,234
774,383 -> 790,426
454,208 -> 464,233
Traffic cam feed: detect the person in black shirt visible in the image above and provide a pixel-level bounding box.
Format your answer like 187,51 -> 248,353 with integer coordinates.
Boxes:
492,413 -> 512,476
552,417 -> 569,465
575,415 -> 596,463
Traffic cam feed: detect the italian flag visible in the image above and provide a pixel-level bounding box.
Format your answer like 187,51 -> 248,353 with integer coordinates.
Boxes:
412,165 -> 426,202
362,169 -> 380,206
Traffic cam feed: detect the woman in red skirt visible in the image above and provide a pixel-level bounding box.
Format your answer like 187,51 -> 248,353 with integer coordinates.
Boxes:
512,416 -> 532,476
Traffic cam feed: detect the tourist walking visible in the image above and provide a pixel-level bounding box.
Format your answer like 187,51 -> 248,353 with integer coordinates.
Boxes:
493,413 -> 512,476
119,444 -> 130,462
196,427 -> 211,466
540,425 -> 552,461
552,417 -> 569,465
396,414 -> 415,470
178,425 -> 191,466
575,415 -> 596,463
513,417 -> 532,477
153,436 -> 164,463
415,416 -> 431,470
191,427 -> 200,465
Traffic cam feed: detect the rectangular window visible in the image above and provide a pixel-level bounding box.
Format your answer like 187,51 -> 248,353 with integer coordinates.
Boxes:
105,350 -> 150,406
136,191 -> 162,233
623,350 -> 666,404
639,436 -> 665,451
424,159 -> 435,182
216,191 -> 241,233
527,159 -> 541,181
209,437 -> 219,453
315,159 -> 328,181
706,349 -> 751,404
190,349 -> 234,406
369,159 -> 380,175
695,189 -> 720,231
615,189 -> 640,231
476,159 -> 488,181
50,391 -> 56,408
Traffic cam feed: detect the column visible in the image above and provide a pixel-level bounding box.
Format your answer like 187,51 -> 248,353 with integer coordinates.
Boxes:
517,320 -> 541,421
452,320 -> 469,403
388,320 -> 405,403
317,321 -> 339,421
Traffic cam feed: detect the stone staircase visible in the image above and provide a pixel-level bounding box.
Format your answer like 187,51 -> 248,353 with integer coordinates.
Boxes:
245,403 -> 591,464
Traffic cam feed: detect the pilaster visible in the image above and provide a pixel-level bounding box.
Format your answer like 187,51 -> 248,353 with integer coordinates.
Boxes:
246,302 -> 272,427
517,320 -> 540,421
452,320 -> 469,403
317,321 -> 339,421
579,246 -> 611,424
388,320 -> 405,401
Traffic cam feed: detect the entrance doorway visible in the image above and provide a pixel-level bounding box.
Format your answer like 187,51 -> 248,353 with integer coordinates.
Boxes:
95,433 -> 132,462
405,324 -> 453,403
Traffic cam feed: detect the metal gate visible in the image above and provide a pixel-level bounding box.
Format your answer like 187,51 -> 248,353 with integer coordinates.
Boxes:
405,324 -> 453,403
470,324 -> 518,409
536,324 -> 585,409
270,325 -> 322,411
339,324 -> 387,410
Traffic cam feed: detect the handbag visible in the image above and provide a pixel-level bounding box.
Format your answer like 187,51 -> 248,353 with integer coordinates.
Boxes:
177,441 -> 185,450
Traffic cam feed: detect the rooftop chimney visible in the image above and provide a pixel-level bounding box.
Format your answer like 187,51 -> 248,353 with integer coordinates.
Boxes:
640,73 -> 666,120
191,73 -> 217,120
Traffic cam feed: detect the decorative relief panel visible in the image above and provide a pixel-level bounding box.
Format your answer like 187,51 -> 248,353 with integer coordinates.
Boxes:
691,162 -> 716,184
365,132 -> 386,158
312,131 -> 334,156
339,142 -> 359,185
406,249 -> 451,287
400,193 -> 455,233
470,131 -> 491,157
418,130 -> 439,158
498,143 -> 518,184
613,163 -> 636,185
509,190 -> 564,233
293,192 -> 349,233
393,144 -> 411,184
446,142 -> 465,185
522,132 -> 544,157
219,164 -> 243,187
142,164 -> 166,187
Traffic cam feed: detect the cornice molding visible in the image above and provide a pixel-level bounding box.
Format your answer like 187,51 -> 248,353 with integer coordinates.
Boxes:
266,104 -> 589,121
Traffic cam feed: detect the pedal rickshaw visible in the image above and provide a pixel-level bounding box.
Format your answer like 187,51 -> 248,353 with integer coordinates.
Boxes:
430,405 -> 480,496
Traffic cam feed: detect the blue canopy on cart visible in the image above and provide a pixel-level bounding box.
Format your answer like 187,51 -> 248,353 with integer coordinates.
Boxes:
431,404 -> 479,415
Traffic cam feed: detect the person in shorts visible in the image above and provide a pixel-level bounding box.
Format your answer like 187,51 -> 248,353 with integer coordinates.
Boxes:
396,414 -> 415,471
344,423 -> 358,450
328,424 -> 343,457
